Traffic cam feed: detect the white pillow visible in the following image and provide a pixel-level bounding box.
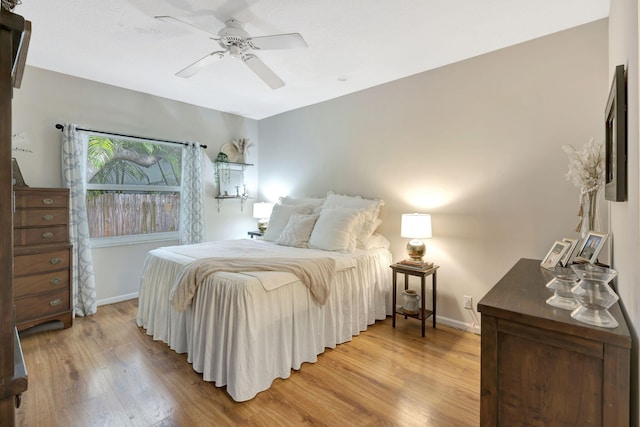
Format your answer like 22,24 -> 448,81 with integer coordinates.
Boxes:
322,193 -> 384,245
308,207 -> 364,252
360,233 -> 391,250
279,195 -> 325,209
263,204 -> 315,242
275,213 -> 319,248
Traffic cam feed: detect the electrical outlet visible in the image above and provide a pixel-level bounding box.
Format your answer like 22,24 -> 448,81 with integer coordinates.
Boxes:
463,295 -> 473,309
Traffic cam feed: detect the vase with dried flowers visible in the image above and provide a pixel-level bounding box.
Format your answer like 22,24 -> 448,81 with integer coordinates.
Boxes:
562,138 -> 605,239
1,0 -> 21,11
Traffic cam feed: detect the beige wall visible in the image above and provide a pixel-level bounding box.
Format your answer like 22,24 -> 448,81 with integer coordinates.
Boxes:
609,0 -> 639,423
11,20 -> 610,331
259,20 -> 609,330
12,67 -> 259,304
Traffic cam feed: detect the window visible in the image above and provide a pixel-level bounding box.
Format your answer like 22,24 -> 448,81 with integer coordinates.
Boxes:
85,133 -> 182,244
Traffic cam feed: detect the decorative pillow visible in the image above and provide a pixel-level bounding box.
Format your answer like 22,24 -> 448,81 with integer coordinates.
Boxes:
263,203 -> 315,242
360,233 -> 391,250
322,192 -> 384,245
357,218 -> 383,249
275,213 -> 319,248
308,207 -> 364,252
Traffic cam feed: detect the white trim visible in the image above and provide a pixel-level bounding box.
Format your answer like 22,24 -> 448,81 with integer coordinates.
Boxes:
90,232 -> 179,248
86,184 -> 180,192
97,292 -> 138,307
436,314 -> 481,335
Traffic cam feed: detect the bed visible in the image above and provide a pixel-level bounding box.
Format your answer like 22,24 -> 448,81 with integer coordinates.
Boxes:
136,193 -> 392,402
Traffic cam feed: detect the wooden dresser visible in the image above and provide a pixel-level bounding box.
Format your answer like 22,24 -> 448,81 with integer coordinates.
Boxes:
13,187 -> 72,331
2,9 -> 31,424
478,258 -> 631,427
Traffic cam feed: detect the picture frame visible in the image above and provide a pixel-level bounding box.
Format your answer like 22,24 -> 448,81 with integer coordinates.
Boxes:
605,64 -> 627,202
559,237 -> 580,267
575,231 -> 609,264
541,240 -> 571,270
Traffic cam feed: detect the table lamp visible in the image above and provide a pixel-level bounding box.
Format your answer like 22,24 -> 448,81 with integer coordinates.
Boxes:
401,213 -> 432,262
253,202 -> 273,233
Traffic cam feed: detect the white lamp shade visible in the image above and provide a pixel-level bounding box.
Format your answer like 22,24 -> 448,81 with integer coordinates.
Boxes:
401,213 -> 432,239
253,202 -> 274,219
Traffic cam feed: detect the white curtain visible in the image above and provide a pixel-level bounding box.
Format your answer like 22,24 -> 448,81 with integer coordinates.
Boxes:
61,124 -> 97,316
180,142 -> 205,244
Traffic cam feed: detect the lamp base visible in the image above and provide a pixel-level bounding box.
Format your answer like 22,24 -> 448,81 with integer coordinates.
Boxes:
406,239 -> 425,261
257,219 -> 268,233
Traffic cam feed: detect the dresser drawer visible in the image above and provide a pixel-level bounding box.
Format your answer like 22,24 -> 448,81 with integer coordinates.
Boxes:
14,190 -> 69,209
14,208 -> 68,227
15,289 -> 70,324
14,269 -> 70,298
14,248 -> 71,276
14,225 -> 69,246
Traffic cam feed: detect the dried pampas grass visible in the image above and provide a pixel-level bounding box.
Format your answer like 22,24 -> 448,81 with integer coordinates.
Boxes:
1,0 -> 22,11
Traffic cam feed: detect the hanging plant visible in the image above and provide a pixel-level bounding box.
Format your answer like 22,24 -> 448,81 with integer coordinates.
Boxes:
214,152 -> 231,185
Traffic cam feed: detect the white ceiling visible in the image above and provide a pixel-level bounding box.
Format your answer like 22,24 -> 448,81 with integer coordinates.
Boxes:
15,0 -> 609,120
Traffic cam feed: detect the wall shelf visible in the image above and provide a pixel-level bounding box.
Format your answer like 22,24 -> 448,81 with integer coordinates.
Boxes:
214,160 -> 253,212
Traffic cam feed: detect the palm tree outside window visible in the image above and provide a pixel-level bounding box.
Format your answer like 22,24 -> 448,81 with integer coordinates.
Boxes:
85,134 -> 182,243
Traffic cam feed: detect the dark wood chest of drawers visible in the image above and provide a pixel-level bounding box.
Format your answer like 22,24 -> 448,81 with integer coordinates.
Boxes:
478,258 -> 630,426
13,187 -> 73,331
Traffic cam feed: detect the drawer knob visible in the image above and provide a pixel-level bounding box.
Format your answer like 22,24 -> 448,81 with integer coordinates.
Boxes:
42,214 -> 54,221
50,277 -> 61,285
42,232 -> 54,239
49,299 -> 62,307
50,257 -> 62,265
42,198 -> 54,205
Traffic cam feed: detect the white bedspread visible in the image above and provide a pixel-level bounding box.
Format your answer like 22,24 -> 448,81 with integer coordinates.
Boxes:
136,239 -> 392,401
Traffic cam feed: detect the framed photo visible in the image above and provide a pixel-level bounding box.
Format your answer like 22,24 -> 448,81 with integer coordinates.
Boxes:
575,231 -> 609,264
605,64 -> 627,202
541,240 -> 571,270
559,237 -> 580,267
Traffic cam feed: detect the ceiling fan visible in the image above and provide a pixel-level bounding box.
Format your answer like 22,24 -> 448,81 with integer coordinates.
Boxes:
156,16 -> 307,89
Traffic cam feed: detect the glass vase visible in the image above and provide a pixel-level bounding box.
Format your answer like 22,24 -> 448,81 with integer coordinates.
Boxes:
570,264 -> 619,328
545,266 -> 579,310
579,188 -> 598,240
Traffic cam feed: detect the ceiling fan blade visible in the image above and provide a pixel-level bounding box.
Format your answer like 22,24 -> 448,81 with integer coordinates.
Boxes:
176,51 -> 226,78
155,15 -> 220,39
248,33 -> 307,50
242,54 -> 285,89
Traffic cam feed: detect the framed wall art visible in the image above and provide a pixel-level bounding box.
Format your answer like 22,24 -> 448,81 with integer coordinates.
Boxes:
605,64 -> 627,202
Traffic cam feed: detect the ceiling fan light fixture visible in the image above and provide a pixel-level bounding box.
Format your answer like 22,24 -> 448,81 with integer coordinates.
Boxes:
158,16 -> 306,89
229,45 -> 244,58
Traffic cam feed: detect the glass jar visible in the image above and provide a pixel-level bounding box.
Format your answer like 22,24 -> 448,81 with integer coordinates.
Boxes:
570,263 -> 619,328
545,266 -> 579,310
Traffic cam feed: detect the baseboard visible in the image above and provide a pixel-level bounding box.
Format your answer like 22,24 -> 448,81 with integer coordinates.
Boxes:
97,292 -> 138,307
436,314 -> 481,335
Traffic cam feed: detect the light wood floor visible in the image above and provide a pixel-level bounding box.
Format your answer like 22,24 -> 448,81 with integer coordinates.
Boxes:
15,300 -> 480,426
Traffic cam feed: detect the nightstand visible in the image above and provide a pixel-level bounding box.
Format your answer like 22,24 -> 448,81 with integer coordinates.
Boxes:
390,263 -> 439,337
247,231 -> 263,239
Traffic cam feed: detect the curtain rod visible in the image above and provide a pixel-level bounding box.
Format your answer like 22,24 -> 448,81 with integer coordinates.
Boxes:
54,124 -> 207,149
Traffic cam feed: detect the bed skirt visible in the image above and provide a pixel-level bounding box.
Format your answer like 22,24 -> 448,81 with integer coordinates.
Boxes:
136,242 -> 392,401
